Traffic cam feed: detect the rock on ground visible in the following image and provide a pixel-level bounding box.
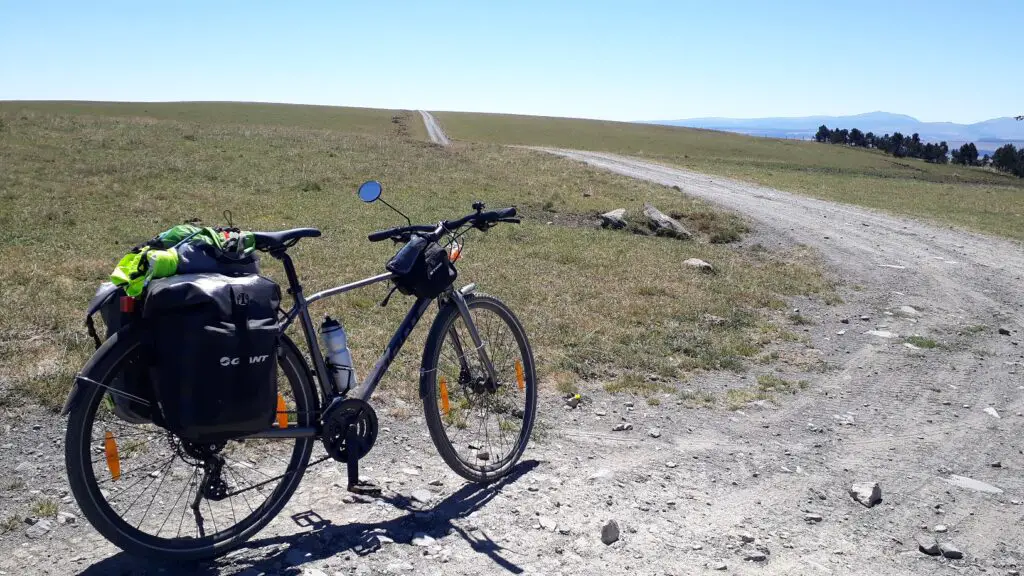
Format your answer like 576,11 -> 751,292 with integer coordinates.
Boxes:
410,489 -> 433,504
849,482 -> 882,508
683,258 -> 714,272
917,535 -> 941,556
939,542 -> 963,559
643,202 -> 692,239
25,518 -> 53,539
944,474 -> 1003,494
411,533 -> 436,547
601,520 -> 620,545
599,208 -> 628,229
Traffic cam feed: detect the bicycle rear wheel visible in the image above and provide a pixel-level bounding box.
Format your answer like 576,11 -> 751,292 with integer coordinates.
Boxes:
64,328 -> 316,562
420,293 -> 538,483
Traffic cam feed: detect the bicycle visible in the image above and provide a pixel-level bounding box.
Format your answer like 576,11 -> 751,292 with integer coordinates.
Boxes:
61,181 -> 538,561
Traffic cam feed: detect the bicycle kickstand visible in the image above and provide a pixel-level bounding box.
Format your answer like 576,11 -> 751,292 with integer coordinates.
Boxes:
345,420 -> 381,497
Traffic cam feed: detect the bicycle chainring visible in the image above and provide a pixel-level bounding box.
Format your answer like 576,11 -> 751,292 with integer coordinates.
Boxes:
321,398 -> 378,462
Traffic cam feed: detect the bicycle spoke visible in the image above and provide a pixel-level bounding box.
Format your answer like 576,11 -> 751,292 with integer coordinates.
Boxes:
116,456 -> 172,518
223,465 -> 255,514
157,466 -> 197,538
136,456 -> 176,529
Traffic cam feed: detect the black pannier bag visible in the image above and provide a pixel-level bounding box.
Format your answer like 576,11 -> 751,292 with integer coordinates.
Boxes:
385,235 -> 458,299
85,283 -> 154,424
143,273 -> 281,442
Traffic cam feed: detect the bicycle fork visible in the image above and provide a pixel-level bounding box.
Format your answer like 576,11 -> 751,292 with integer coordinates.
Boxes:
446,289 -> 499,391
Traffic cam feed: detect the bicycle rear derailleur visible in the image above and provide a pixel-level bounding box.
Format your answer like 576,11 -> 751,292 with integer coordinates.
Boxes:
321,398 -> 379,495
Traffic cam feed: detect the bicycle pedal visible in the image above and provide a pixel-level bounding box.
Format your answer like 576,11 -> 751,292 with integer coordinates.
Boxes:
347,480 -> 382,497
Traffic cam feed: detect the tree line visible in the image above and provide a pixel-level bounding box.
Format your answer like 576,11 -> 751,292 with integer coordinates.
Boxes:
814,125 -> 1023,177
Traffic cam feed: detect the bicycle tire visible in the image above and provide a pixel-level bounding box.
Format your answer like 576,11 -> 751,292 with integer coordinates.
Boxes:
64,326 -> 316,562
420,292 -> 538,483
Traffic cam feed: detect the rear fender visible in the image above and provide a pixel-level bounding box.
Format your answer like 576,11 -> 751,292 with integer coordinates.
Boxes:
60,324 -> 137,416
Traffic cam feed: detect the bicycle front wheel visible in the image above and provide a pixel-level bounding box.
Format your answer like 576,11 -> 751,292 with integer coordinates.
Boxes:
420,292 -> 538,483
64,328 -> 316,562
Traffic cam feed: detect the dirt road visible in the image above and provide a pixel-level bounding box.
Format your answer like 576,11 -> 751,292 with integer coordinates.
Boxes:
3,149 -> 1023,576
420,111 -> 450,146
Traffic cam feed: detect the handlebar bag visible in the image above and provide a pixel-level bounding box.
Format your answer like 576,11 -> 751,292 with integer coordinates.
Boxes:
143,273 -> 281,442
385,235 -> 458,299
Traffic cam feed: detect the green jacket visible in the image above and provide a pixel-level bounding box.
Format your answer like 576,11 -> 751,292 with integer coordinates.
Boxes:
110,225 -> 255,296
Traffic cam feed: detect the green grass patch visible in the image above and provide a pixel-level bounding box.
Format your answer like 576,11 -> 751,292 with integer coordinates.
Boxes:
0,106 -> 833,409
604,373 -> 671,396
725,387 -> 773,410
0,101 -> 428,139
0,515 -> 21,534
551,371 -> 579,396
724,374 -> 809,410
905,335 -> 939,349
756,373 -> 809,393
788,312 -> 814,325
31,498 -> 58,518
679,389 -> 716,408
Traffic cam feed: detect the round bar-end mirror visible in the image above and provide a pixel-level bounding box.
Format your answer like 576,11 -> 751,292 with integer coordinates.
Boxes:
358,180 -> 382,203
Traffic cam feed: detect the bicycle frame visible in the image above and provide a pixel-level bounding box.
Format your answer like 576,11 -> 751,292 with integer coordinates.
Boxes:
248,250 -> 495,439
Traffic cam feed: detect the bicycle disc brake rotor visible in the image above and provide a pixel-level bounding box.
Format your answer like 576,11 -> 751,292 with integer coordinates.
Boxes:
321,398 -> 378,462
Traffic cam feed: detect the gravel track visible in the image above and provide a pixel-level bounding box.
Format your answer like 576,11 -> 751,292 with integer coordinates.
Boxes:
419,111 -> 450,146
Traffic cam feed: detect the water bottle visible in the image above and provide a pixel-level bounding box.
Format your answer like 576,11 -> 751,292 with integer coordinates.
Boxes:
320,315 -> 356,394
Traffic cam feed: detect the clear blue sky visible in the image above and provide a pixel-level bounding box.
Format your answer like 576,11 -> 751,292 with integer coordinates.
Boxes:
1,0 -> 1020,123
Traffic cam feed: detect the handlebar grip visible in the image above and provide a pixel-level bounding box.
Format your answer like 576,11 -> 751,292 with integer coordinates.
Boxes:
368,227 -> 401,242
495,207 -> 517,219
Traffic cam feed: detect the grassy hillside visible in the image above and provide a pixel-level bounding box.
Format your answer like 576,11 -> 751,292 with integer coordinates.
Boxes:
436,111 -> 1024,241
0,104 -> 832,411
0,101 -> 428,140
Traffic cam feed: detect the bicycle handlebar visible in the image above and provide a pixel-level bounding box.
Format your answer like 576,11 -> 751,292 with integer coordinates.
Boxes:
367,225 -> 434,242
367,206 -> 518,243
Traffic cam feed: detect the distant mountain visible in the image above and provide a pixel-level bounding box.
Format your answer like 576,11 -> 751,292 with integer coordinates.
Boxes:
647,112 -> 1024,145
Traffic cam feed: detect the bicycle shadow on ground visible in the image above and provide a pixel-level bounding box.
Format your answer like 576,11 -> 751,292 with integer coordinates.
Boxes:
75,459 -> 538,576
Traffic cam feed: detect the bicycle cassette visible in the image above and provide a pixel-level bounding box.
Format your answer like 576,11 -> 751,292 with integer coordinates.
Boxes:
321,398 -> 378,462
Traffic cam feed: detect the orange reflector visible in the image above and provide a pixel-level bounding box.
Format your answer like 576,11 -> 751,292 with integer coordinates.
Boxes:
439,377 -> 450,415
449,245 -> 462,262
515,360 -> 525,391
276,394 -> 288,429
104,431 -> 121,481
